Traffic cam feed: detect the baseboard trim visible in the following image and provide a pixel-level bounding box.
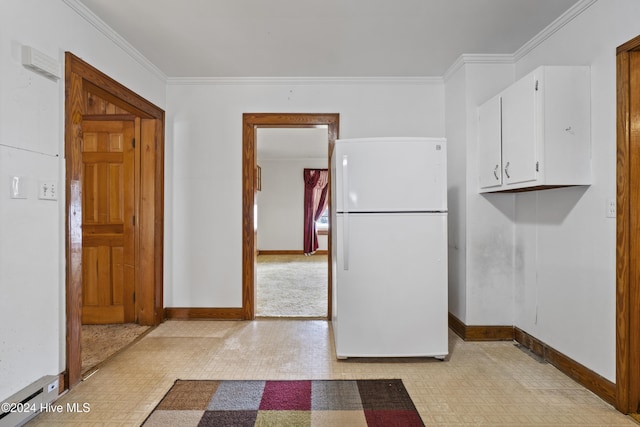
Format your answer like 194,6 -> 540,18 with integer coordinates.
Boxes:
165,307 -> 244,320
448,314 -> 615,406
258,250 -> 328,255
162,309 -> 615,406
59,372 -> 66,394
513,327 -> 616,406
448,312 -> 466,338
448,313 -> 514,341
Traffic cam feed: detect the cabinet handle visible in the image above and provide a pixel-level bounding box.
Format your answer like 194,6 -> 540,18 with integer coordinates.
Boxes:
493,165 -> 500,180
504,162 -> 511,179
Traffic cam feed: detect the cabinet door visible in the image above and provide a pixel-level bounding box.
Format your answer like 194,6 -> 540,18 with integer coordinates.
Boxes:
501,72 -> 537,186
478,95 -> 502,189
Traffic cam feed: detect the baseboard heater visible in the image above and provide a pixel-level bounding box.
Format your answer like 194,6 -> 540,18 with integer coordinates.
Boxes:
0,375 -> 59,427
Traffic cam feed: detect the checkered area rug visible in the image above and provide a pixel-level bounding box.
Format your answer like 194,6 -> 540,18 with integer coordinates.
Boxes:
142,379 -> 424,426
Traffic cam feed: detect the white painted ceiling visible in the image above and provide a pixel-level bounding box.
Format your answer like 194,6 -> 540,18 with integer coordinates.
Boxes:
75,0 -> 580,78
73,0 -> 582,159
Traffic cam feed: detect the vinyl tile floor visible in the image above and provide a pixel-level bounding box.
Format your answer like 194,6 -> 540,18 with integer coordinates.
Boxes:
28,320 -> 636,426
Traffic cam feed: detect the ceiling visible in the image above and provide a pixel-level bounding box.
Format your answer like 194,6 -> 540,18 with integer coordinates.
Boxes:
76,0 -> 581,78
73,0 -> 582,159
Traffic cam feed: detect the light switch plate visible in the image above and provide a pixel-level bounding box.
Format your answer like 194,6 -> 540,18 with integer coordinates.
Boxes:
38,181 -> 58,200
606,199 -> 616,218
9,176 -> 28,199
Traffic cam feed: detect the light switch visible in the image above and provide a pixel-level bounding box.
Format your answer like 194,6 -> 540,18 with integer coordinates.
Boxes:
9,176 -> 28,199
38,181 -> 58,200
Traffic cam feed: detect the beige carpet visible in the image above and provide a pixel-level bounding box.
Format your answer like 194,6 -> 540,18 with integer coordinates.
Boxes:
82,323 -> 150,374
256,254 -> 328,317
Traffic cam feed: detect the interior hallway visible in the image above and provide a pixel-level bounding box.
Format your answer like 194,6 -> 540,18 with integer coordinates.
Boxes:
28,320 -> 634,426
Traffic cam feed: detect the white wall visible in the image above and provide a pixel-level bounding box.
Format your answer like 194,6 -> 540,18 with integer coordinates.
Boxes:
509,0 -> 640,382
446,0 -> 639,383
464,63 -> 516,326
445,62 -> 515,325
445,67 -> 468,322
257,158 -> 328,252
0,0 -> 166,401
165,80 -> 444,307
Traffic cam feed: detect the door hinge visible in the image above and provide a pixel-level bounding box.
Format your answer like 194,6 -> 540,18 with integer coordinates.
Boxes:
535,80 -> 539,91
132,215 -> 136,226
132,138 -> 136,148
133,292 -> 136,303
536,161 -> 539,172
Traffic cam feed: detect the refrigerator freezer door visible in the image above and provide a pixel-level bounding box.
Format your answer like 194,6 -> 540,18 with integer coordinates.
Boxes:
333,137 -> 447,213
332,212 -> 448,358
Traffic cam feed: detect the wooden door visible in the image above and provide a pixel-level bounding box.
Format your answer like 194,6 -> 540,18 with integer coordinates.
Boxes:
81,119 -> 136,324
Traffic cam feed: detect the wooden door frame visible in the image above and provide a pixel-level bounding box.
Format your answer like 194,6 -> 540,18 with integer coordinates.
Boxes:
64,53 -> 165,388
242,113 -> 339,320
616,34 -> 640,414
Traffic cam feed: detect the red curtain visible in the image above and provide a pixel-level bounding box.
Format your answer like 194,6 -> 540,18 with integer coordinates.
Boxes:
303,169 -> 329,255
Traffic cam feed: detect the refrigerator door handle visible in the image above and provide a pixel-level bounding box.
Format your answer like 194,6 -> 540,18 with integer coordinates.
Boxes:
342,154 -> 349,270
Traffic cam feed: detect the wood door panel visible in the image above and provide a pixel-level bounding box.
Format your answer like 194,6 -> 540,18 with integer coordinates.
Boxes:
81,244 -> 126,324
109,163 -> 124,223
82,234 -> 124,247
83,163 -> 98,223
82,247 -> 99,306
109,133 -> 123,152
83,132 -> 98,152
96,246 -> 111,306
83,224 -> 123,235
82,306 -> 125,325
111,247 -> 124,305
82,152 -> 124,162
81,119 -> 135,324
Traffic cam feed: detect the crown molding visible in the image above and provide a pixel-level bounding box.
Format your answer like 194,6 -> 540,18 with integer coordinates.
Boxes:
443,0 -> 598,82
64,0 -> 597,86
166,76 -> 443,86
513,0 -> 599,61
443,54 -> 514,81
60,1 -> 441,88
62,0 -> 167,82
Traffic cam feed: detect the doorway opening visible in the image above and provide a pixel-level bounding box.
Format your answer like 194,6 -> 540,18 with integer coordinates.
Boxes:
242,113 -> 339,320
64,53 -> 165,389
616,34 -> 640,414
255,127 -> 329,317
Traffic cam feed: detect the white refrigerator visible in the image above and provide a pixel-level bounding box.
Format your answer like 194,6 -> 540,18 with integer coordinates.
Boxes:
331,137 -> 448,359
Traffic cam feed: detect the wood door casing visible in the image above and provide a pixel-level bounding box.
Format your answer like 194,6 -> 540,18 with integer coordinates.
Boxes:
81,119 -> 136,324
65,52 -> 165,389
242,113 -> 339,320
616,35 -> 640,414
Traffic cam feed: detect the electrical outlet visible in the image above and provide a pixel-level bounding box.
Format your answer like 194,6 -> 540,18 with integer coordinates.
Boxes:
38,181 -> 58,200
606,199 -> 616,218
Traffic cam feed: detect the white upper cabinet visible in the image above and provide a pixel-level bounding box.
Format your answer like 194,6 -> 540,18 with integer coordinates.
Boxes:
477,95 -> 502,189
502,72 -> 538,186
478,66 -> 591,193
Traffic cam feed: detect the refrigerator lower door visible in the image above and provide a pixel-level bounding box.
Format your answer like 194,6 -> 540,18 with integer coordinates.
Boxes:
333,212 -> 448,358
